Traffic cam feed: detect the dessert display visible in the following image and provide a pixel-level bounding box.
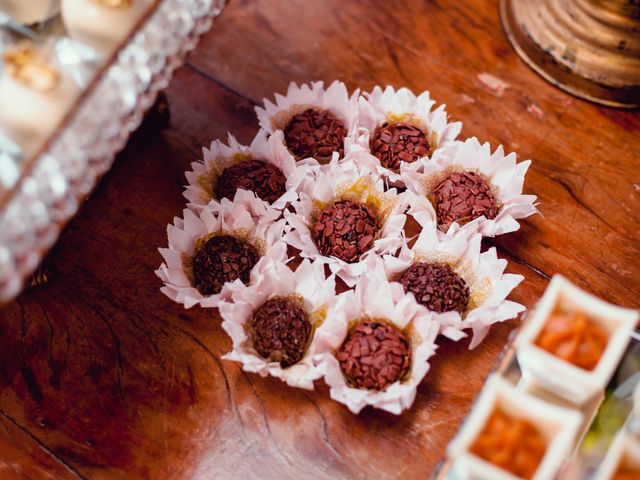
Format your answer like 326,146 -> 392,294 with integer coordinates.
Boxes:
160,80 -> 540,414
432,171 -> 499,231
535,310 -> 608,371
250,296 -> 311,368
369,121 -> 431,173
192,234 -> 259,296
312,199 -> 379,263
337,320 -> 411,391
61,0 -> 154,56
438,277 -> 638,479
398,261 -> 470,314
469,409 -> 546,480
284,108 -> 347,161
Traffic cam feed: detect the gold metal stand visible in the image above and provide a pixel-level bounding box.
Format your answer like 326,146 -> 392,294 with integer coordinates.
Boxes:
500,0 -> 640,108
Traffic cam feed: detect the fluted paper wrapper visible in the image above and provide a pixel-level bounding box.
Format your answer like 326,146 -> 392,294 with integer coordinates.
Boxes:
156,201 -> 287,308
219,259 -> 337,390
255,80 -> 359,163
283,159 -> 407,286
314,272 -> 439,415
382,219 -> 525,348
403,137 -> 538,237
184,131 -> 314,211
347,85 -> 462,185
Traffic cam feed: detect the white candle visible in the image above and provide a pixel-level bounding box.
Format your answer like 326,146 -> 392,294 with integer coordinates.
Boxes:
0,0 -> 60,25
61,0 -> 153,57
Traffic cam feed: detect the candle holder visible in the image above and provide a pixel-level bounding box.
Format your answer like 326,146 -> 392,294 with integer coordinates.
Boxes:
500,0 -> 640,108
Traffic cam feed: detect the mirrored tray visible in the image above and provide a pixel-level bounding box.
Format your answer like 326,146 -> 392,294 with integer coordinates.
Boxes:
0,0 -> 225,302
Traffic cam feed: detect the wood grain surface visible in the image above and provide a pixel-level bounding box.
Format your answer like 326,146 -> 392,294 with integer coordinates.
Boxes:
0,1 -> 639,479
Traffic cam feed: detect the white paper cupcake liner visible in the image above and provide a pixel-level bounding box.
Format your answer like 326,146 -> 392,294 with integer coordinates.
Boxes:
347,85 -> 462,184
313,271 -> 439,415
282,159 -> 407,287
403,137 -> 538,237
183,130 -> 314,211
155,201 -> 288,309
380,219 -> 525,348
219,259 -> 337,390
255,80 -> 359,162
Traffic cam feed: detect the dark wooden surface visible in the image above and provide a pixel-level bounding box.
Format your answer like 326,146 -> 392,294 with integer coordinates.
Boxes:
1,1 -> 639,479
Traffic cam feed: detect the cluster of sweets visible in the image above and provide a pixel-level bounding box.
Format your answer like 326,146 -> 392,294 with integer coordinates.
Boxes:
156,81 -> 538,414
446,275 -> 639,479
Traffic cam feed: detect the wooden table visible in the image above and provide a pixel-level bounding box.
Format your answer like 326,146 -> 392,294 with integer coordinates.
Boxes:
1,1 -> 639,478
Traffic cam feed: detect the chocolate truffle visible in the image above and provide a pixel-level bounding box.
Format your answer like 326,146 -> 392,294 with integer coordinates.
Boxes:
433,171 -> 498,231
283,108 -> 346,160
399,262 -> 469,313
370,122 -> 431,173
215,159 -> 287,204
312,199 -> 379,263
337,321 -> 411,391
192,235 -> 259,296
470,409 -> 546,480
250,297 -> 311,368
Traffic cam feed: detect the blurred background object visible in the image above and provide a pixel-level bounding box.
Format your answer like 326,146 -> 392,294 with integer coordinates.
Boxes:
501,0 -> 640,108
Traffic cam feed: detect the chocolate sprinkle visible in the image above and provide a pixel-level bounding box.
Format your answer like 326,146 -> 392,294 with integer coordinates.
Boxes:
399,262 -> 470,313
215,159 -> 287,204
312,199 -> 379,263
337,321 -> 411,391
283,108 -> 346,160
192,235 -> 260,296
250,297 -> 311,368
370,122 -> 431,173
433,171 -> 498,231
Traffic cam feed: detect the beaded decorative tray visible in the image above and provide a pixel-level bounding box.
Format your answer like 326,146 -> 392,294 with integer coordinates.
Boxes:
0,0 -> 225,302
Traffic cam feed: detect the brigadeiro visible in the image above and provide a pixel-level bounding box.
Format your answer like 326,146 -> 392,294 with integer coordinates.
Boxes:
369,122 -> 431,173
399,261 -> 470,314
156,201 -> 287,308
255,80 -> 359,163
432,171 -> 499,231
314,271 -> 438,414
350,85 -> 461,183
192,235 -> 260,296
403,137 -> 538,237
312,199 -> 379,263
283,160 -> 406,287
220,259 -> 337,389
215,159 -> 286,204
337,320 -> 411,391
250,297 -> 311,368
381,219 -> 525,348
284,108 -> 347,161
184,131 -> 310,212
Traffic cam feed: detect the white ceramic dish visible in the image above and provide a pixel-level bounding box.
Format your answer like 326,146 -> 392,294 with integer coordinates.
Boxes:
515,274 -> 638,406
447,375 -> 583,480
